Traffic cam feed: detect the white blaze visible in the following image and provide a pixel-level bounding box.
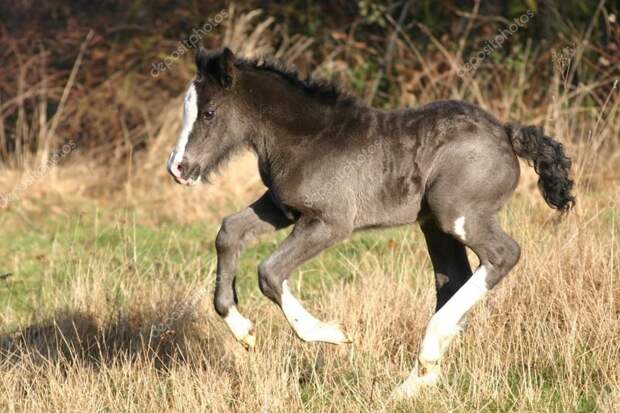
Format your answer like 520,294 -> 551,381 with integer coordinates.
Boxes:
168,82 -> 198,171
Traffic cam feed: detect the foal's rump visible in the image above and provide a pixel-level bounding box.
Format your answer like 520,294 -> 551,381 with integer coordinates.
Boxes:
419,100 -> 574,215
422,130 -> 520,230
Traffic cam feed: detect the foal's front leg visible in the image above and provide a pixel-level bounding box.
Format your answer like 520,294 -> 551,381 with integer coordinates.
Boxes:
214,192 -> 292,349
258,215 -> 353,344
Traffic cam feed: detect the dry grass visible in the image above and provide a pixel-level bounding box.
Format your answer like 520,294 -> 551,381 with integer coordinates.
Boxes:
0,100 -> 618,410
0,170 -> 618,411
1,5 -> 619,413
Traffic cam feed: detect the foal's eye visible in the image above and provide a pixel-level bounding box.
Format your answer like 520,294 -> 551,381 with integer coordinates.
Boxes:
201,110 -> 215,120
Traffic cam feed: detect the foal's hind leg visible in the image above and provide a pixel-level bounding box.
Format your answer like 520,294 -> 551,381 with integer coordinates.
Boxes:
214,191 -> 292,349
394,212 -> 520,398
419,217 -> 473,311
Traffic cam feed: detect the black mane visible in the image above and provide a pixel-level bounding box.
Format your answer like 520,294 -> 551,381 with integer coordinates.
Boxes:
234,56 -> 358,107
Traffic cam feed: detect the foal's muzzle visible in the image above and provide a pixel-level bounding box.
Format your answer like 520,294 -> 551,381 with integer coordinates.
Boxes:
167,151 -> 202,186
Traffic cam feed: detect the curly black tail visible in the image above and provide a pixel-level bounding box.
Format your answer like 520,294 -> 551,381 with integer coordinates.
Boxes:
505,123 -> 575,212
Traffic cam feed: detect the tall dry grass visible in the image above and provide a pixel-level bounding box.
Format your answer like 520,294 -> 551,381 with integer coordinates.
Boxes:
0,167 -> 617,411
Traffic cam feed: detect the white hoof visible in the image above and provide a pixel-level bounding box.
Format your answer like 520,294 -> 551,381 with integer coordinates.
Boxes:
296,320 -> 352,345
390,362 -> 440,400
280,281 -> 351,345
239,329 -> 256,350
223,306 -> 256,350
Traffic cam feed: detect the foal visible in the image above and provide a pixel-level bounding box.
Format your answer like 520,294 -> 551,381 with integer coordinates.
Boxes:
167,48 -> 574,398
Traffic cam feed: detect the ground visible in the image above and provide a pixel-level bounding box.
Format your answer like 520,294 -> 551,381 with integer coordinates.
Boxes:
0,165 -> 617,411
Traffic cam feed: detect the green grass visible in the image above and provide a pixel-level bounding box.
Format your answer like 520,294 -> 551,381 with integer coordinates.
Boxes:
0,204 -> 422,328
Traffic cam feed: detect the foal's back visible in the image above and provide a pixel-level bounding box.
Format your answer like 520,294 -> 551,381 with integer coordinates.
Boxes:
350,100 -> 516,229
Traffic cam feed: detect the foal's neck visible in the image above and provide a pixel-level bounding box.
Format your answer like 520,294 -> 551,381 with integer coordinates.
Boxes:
240,69 -> 364,161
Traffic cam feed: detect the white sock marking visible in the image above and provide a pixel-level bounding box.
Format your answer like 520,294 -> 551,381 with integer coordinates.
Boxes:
223,306 -> 255,347
454,216 -> 466,240
435,265 -> 488,324
281,280 -> 349,344
419,265 -> 488,364
395,265 -> 489,398
167,82 -> 198,171
392,360 -> 440,399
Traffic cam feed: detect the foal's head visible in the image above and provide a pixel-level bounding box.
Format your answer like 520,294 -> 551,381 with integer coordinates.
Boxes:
167,47 -> 249,185
167,47 -> 356,185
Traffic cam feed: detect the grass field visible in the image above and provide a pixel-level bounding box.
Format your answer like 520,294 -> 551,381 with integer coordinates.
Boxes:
0,146 -> 618,411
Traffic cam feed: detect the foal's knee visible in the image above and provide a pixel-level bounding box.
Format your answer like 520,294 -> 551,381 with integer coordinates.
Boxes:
215,216 -> 242,254
485,237 -> 521,287
258,259 -> 282,304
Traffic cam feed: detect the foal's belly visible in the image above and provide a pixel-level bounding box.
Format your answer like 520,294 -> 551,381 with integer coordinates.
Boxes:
353,190 -> 424,230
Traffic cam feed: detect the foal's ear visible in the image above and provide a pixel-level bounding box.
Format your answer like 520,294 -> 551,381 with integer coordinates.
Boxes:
195,47 -> 209,75
195,47 -> 236,89
217,47 -> 235,89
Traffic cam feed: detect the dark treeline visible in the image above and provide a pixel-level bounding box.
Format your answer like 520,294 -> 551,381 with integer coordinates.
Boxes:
0,0 -> 617,165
